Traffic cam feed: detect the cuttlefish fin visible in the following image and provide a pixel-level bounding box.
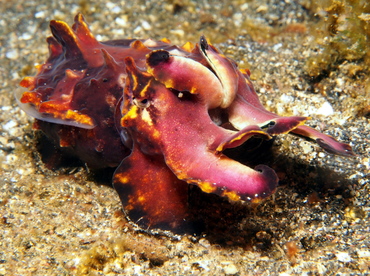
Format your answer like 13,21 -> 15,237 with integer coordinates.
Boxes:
113,145 -> 191,232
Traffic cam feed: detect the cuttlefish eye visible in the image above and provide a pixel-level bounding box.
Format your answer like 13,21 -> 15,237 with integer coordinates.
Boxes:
133,98 -> 150,108
147,50 -> 170,67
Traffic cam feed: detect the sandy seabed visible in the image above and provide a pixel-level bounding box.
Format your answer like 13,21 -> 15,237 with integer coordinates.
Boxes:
1,1 -> 369,275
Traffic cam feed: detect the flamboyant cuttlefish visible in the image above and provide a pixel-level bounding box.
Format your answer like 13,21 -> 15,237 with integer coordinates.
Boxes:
17,14 -> 354,232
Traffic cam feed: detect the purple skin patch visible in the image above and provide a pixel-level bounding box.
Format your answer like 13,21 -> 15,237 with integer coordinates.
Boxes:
18,14 -> 355,232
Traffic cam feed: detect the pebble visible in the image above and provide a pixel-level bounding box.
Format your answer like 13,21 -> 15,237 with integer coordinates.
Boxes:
315,101 -> 334,116
115,16 -> 128,27
3,120 -> 17,131
34,10 -> 46,18
357,250 -> 370,258
5,49 -> 19,60
141,20 -> 152,31
336,252 -> 352,263
222,262 -> 239,275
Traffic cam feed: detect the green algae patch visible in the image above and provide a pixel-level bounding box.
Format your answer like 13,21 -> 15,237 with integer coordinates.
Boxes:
304,0 -> 370,78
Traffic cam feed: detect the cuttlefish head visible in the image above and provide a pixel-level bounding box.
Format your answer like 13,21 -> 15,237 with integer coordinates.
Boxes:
125,55 -> 279,200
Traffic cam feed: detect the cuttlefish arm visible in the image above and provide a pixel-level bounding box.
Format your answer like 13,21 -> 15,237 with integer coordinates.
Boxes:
163,139 -> 279,202
146,49 -> 224,109
291,125 -> 355,156
229,93 -> 308,135
113,145 -> 190,231
146,36 -> 239,109
228,71 -> 355,156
